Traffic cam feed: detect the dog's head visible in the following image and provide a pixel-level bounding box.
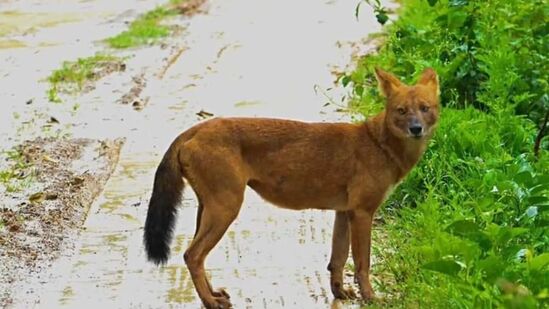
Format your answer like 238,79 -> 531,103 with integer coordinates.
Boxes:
374,67 -> 440,140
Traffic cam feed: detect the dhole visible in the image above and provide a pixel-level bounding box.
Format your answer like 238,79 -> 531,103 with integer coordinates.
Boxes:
144,68 -> 440,308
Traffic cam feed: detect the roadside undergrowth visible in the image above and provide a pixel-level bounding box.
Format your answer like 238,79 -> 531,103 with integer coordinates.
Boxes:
345,0 -> 548,308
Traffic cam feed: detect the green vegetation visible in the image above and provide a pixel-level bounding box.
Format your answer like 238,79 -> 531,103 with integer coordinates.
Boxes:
106,6 -> 177,49
0,149 -> 33,193
47,1 -> 190,101
47,54 -> 122,102
346,0 -> 548,307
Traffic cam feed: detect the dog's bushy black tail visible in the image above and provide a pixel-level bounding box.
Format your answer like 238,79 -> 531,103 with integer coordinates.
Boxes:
144,144 -> 184,265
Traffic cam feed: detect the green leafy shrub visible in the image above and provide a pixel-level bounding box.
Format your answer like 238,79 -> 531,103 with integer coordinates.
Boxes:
379,109 -> 549,308
350,0 -> 548,136
346,0 -> 549,307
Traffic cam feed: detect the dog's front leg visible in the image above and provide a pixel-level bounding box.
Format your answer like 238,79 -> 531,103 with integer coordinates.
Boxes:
349,208 -> 375,301
327,211 -> 356,300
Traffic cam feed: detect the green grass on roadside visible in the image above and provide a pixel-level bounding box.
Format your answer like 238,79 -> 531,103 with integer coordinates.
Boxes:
345,0 -> 548,308
106,7 -> 177,49
371,108 -> 549,308
47,54 -> 122,102
0,149 -> 33,193
47,1 -> 190,102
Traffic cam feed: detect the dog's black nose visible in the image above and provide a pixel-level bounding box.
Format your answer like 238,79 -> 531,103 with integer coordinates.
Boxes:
409,125 -> 423,136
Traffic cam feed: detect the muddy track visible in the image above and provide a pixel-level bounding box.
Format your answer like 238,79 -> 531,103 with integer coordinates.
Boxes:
0,138 -> 123,307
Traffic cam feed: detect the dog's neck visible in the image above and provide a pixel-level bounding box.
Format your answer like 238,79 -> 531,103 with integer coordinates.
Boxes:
364,112 -> 429,180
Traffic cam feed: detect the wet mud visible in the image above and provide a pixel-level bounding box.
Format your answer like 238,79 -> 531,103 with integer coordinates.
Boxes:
0,137 -> 123,307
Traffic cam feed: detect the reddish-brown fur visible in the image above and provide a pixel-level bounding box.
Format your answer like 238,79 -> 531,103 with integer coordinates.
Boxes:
144,68 -> 440,308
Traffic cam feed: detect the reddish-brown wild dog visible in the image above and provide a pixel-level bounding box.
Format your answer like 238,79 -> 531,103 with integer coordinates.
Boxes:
144,68 -> 440,308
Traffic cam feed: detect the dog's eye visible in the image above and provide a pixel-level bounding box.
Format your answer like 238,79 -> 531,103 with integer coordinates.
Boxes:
397,107 -> 406,115
420,105 -> 430,113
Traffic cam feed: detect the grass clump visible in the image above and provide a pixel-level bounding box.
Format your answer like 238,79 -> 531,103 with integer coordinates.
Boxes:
106,7 -> 177,49
344,0 -> 549,308
0,149 -> 33,193
47,54 -> 123,102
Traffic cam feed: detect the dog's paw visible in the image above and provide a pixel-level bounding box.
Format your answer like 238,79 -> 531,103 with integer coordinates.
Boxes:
331,282 -> 357,300
205,296 -> 232,309
359,285 -> 375,302
212,288 -> 230,300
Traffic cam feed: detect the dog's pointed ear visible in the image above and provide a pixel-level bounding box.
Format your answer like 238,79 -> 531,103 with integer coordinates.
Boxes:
417,67 -> 439,97
374,67 -> 403,98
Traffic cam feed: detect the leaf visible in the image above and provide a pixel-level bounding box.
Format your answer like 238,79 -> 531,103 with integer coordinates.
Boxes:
526,195 -> 549,205
447,220 -> 492,251
449,0 -> 468,6
355,1 -> 362,21
70,176 -> 85,186
447,10 -> 468,29
8,223 -> 20,233
477,256 -> 505,283
422,259 -> 462,277
537,219 -> 549,227
469,233 -> 492,251
501,245 -> 523,261
46,193 -> 58,200
496,227 -> 528,246
48,116 -> 60,124
196,110 -> 214,119
514,170 -> 533,186
525,206 -> 538,219
516,248 -> 533,262
537,288 -> 549,299
446,220 -> 481,235
376,13 -> 389,25
342,75 -> 351,87
29,192 -> 46,204
427,0 -> 438,6
42,154 -> 58,163
355,85 -> 364,97
538,204 -> 549,213
530,253 -> 549,271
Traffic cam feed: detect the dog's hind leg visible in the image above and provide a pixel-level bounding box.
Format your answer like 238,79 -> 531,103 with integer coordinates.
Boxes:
184,196 -> 243,309
192,200 -> 231,300
183,158 -> 246,309
327,211 -> 356,300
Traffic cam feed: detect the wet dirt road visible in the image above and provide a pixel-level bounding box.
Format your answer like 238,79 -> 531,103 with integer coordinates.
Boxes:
3,0 -> 390,307
0,0 -> 167,147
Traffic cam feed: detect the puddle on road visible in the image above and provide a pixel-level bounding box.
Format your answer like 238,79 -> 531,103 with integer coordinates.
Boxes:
168,99 -> 189,111
234,100 -> 262,108
171,234 -> 190,255
103,233 -> 127,245
0,11 -> 83,37
0,39 -> 25,49
59,286 -> 74,305
162,265 -> 196,304
98,152 -> 158,214
118,155 -> 158,180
